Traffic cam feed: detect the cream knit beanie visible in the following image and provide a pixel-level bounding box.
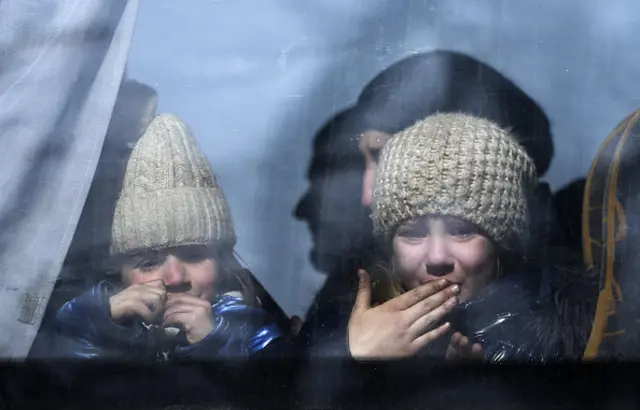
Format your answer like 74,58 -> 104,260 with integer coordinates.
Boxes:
111,113 -> 236,256
372,112 -> 537,252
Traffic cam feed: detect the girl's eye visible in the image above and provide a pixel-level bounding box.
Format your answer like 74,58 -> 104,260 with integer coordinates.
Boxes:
397,227 -> 428,241
448,227 -> 476,240
180,251 -> 208,263
444,217 -> 480,239
175,247 -> 211,263
452,232 -> 473,239
136,259 -> 161,272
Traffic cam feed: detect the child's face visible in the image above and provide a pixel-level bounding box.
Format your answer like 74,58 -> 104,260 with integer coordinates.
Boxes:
392,215 -> 496,304
121,245 -> 219,301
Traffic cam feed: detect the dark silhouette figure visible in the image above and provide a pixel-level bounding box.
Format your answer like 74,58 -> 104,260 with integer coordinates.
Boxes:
294,108 -> 374,276
295,50 -> 571,355
294,108 -> 376,352
356,50 -> 554,176
553,178 -> 587,257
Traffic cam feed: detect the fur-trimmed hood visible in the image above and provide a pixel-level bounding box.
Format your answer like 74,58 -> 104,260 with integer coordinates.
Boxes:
446,251 -> 597,362
528,251 -> 598,360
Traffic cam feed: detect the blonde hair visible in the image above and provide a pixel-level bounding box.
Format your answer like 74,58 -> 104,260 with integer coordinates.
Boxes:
215,247 -> 257,305
369,259 -> 404,306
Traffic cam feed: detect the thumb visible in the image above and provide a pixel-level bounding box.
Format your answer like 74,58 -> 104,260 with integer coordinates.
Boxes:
353,269 -> 372,313
445,344 -> 458,361
445,339 -> 459,361
145,279 -> 166,289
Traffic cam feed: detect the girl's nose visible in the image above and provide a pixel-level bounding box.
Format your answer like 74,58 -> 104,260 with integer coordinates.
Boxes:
424,236 -> 454,277
162,255 -> 188,287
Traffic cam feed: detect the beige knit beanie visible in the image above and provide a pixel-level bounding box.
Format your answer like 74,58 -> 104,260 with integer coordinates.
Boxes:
111,113 -> 236,256
372,112 -> 537,252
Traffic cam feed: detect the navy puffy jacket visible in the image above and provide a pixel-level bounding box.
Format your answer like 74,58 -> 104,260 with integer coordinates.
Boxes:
45,280 -> 284,361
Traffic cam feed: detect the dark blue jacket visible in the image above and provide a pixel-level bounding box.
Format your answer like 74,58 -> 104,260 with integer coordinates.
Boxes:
44,280 -> 284,361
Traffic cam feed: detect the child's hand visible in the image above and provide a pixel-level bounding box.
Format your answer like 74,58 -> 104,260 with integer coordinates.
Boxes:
109,280 -> 167,323
348,270 -> 458,360
163,293 -> 215,344
445,332 -> 484,361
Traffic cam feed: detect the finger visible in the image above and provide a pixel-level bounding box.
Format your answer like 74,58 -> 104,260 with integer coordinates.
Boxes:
405,284 -> 460,322
450,332 -> 463,347
352,269 -> 372,313
139,289 -> 166,304
134,291 -> 166,313
163,312 -> 187,327
164,301 -> 211,319
164,304 -> 199,319
167,293 -> 209,303
445,345 -> 458,360
143,280 -> 166,290
445,335 -> 460,360
163,312 -> 196,328
459,336 -> 469,349
389,278 -> 450,311
132,285 -> 167,300
129,301 -> 156,322
408,296 -> 458,337
460,342 -> 483,361
166,292 -> 206,301
166,294 -> 211,309
166,292 -> 191,299
457,340 -> 472,359
140,286 -> 168,300
471,343 -> 484,359
412,322 -> 450,351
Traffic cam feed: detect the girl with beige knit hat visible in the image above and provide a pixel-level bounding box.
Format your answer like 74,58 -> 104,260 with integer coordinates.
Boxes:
347,113 -> 594,362
47,113 -> 284,361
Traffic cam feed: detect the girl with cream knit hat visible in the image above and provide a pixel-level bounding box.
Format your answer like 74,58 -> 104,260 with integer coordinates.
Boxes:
347,113 -> 594,362
48,113 -> 283,361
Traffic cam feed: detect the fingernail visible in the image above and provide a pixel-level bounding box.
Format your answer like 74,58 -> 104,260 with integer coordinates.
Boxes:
446,296 -> 458,307
450,285 -> 460,293
439,279 -> 448,287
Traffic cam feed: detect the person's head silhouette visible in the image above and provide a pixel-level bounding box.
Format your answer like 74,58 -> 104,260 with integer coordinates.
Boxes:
294,108 -> 373,274
295,50 -> 554,277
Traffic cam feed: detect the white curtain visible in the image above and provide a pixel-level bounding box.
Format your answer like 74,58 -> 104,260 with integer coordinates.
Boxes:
0,0 -> 140,358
